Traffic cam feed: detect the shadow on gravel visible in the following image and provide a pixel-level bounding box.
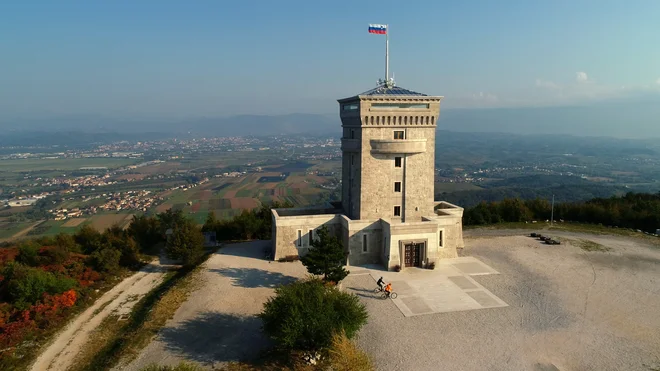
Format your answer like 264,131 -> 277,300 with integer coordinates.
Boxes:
160,311 -> 267,364
216,240 -> 271,260
345,287 -> 379,299
209,267 -> 297,288
580,252 -> 660,271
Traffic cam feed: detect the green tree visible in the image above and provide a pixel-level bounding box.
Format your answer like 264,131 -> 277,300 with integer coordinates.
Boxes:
157,209 -> 187,236
201,211 -> 218,233
300,226 -> 348,283
128,214 -> 162,252
55,232 -> 80,253
165,219 -> 205,267
74,224 -> 103,254
88,245 -> 122,273
16,241 -> 40,266
259,278 -> 368,351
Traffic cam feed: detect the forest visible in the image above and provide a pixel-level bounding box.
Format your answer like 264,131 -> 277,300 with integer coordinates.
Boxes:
463,192 -> 660,233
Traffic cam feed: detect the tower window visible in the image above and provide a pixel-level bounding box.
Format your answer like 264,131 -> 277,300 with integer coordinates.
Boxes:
362,234 -> 368,252
350,130 -> 355,139
394,157 -> 402,167
438,230 -> 444,247
297,230 -> 302,247
393,130 -> 405,140
394,206 -> 401,216
394,182 -> 401,192
387,116 -> 391,124
426,116 -> 429,125
351,154 -> 355,165
309,229 -> 314,245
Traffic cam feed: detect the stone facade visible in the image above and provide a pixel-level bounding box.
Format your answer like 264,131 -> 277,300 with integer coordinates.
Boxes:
272,84 -> 464,271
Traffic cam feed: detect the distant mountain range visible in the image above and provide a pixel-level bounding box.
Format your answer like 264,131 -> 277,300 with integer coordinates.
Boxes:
1,98 -> 659,139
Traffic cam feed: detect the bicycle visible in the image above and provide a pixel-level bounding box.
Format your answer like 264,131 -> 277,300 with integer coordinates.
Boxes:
381,290 -> 397,300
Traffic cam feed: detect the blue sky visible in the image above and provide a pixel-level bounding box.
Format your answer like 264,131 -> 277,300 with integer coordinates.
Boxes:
1,0 -> 659,118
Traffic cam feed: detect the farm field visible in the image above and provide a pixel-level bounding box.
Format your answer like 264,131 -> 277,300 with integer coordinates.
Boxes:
0,220 -> 39,240
88,213 -> 134,231
158,170 -> 337,223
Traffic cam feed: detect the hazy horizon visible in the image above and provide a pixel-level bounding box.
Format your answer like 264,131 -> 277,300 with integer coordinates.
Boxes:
2,1 -> 660,137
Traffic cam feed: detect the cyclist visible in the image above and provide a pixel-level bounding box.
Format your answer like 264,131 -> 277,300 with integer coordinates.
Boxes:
384,282 -> 393,297
376,277 -> 385,291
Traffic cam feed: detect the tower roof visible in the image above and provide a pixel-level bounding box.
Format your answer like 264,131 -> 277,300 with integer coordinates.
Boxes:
359,85 -> 427,96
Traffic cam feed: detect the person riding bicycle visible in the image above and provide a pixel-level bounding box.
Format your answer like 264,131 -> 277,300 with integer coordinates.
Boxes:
384,282 -> 393,296
376,277 -> 385,291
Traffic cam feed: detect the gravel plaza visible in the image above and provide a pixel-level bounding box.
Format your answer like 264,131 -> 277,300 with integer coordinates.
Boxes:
124,232 -> 660,371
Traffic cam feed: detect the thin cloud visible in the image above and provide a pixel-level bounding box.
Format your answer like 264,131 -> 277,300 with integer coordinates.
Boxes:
536,79 -> 559,89
576,71 -> 589,83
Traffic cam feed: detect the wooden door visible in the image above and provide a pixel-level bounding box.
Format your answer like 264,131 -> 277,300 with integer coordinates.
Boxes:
404,244 -> 413,267
414,243 -> 425,267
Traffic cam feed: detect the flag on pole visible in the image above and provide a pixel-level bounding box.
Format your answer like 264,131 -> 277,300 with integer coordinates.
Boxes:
368,24 -> 387,34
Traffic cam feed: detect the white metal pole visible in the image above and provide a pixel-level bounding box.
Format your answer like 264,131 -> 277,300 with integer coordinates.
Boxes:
385,24 -> 389,84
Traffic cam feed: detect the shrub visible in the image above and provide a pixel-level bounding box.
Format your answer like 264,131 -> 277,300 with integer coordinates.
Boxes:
327,331 -> 374,371
3,263 -> 77,309
16,242 -> 40,266
88,246 -> 121,273
259,278 -> 368,351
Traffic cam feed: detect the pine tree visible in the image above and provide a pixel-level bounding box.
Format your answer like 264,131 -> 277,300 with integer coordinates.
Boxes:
165,219 -> 205,267
300,226 -> 348,283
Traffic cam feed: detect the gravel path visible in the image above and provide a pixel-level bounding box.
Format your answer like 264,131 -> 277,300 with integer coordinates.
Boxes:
122,241 -> 308,370
349,232 -> 660,371
31,259 -> 174,371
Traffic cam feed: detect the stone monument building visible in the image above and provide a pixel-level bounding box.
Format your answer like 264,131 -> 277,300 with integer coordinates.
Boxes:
272,82 -> 464,270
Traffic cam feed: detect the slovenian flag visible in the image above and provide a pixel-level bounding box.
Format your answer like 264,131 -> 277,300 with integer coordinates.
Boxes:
368,24 -> 387,34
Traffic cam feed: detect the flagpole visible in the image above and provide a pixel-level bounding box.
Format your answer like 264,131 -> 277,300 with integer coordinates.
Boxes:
385,24 -> 389,84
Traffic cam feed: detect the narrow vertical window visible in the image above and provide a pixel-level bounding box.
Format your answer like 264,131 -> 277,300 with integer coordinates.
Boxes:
439,230 -> 444,247
394,206 -> 401,216
362,234 -> 368,252
394,182 -> 401,192
297,230 -> 302,247
350,130 -> 355,139
309,229 -> 313,245
394,157 -> 402,168
351,154 -> 355,165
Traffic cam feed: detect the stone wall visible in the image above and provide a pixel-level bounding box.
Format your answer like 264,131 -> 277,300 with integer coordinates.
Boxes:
272,212 -> 342,260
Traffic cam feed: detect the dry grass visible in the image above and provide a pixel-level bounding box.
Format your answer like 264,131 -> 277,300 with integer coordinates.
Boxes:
327,332 -> 374,371
139,362 -> 203,371
220,333 -> 373,371
72,261 -> 206,371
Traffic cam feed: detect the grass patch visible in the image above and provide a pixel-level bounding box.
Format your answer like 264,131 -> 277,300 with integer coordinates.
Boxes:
72,255 -> 209,371
572,239 -> 612,252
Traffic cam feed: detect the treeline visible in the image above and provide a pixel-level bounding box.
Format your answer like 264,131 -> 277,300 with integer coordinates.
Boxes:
463,192 -> 660,232
202,201 -> 292,241
440,184 -> 629,209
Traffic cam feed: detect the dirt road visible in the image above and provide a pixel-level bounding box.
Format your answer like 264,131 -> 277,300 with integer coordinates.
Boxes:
30,259 -> 174,371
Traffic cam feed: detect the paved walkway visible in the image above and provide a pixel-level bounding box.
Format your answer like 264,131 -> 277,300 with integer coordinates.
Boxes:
348,257 -> 507,317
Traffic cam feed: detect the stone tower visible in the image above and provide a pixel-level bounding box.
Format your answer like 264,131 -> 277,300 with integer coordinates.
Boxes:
338,84 -> 442,222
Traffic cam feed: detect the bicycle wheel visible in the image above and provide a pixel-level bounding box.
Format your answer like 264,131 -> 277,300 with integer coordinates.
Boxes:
390,292 -> 398,299
374,287 -> 381,293
381,292 -> 388,300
